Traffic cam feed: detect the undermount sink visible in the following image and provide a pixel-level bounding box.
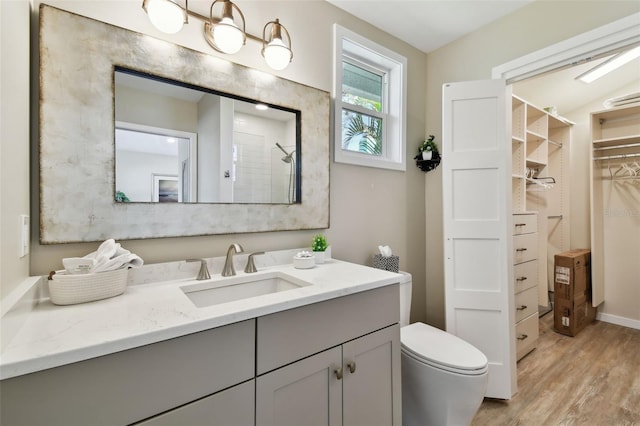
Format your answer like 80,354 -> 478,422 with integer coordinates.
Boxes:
180,272 -> 310,308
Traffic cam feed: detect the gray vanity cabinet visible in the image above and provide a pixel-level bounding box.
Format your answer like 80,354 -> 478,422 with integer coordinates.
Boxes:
255,285 -> 401,426
1,285 -> 400,426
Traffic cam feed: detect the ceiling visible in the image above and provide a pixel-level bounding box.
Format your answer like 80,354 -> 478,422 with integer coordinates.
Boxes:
326,0 -> 534,53
327,1 -> 640,115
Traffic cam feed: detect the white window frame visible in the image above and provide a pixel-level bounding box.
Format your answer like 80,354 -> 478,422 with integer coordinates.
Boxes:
333,24 -> 407,171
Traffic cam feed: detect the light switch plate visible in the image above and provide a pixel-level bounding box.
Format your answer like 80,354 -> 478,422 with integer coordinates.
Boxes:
19,214 -> 29,257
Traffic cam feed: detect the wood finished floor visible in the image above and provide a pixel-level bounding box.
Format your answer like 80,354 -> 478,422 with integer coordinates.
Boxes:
472,313 -> 640,426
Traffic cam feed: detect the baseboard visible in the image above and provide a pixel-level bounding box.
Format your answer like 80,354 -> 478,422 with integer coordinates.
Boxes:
597,312 -> 640,330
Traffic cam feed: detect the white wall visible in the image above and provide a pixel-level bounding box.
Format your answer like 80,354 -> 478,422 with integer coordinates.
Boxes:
5,1 -> 427,323
0,1 -> 30,301
425,1 -> 640,329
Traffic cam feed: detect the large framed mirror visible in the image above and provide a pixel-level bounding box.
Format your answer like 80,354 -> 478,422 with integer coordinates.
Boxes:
114,68 -> 301,205
39,5 -> 330,243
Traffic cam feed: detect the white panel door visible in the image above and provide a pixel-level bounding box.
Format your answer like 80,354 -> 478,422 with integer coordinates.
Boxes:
442,79 -> 517,399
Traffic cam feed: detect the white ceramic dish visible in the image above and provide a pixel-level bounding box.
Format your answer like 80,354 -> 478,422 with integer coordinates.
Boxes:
293,255 -> 315,269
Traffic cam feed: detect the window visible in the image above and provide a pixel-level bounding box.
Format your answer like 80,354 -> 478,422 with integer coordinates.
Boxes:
334,24 -> 407,170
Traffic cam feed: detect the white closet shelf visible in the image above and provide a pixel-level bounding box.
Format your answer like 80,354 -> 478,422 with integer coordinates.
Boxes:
593,134 -> 640,147
526,130 -> 546,141
526,158 -> 547,167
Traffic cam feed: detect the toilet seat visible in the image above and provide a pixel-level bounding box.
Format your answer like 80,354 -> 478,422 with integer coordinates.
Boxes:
401,322 -> 488,376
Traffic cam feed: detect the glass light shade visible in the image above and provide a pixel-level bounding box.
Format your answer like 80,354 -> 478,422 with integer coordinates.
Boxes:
145,0 -> 185,34
212,17 -> 245,54
264,39 -> 292,71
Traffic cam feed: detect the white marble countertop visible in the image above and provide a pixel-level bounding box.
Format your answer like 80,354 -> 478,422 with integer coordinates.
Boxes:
0,257 -> 402,380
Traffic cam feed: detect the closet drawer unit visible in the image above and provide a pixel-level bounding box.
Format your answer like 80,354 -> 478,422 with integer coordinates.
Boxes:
515,286 -> 537,323
514,260 -> 538,293
513,233 -> 537,264
516,312 -> 539,361
513,213 -> 537,235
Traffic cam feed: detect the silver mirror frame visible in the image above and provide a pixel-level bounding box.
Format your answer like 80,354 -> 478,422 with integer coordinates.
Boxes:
39,5 -> 329,243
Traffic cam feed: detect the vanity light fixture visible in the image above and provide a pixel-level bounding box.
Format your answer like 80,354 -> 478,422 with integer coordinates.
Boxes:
205,0 -> 246,54
262,19 -> 293,71
142,0 -> 187,34
575,45 -> 640,83
141,0 -> 294,70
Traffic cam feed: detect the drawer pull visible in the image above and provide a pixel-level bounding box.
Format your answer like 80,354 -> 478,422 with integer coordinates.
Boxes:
517,334 -> 528,341
516,276 -> 528,282
347,362 -> 356,374
515,223 -> 526,227
516,248 -> 527,252
516,305 -> 527,311
334,367 -> 343,380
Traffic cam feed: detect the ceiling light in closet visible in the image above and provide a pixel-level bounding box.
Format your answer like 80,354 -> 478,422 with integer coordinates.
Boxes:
575,45 -> 640,84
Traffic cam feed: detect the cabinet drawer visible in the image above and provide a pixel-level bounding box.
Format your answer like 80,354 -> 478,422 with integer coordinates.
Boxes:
513,233 -> 537,264
516,313 -> 539,361
513,213 -> 537,235
514,260 -> 538,293
137,380 -> 255,426
0,320 -> 256,426
257,285 -> 399,375
515,286 -> 538,323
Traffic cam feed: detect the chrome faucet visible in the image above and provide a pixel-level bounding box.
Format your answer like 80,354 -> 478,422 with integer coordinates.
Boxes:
222,243 -> 244,277
186,259 -> 211,280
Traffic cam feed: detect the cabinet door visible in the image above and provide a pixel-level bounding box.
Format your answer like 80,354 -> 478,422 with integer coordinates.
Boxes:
256,347 -> 342,426
343,325 -> 401,426
135,380 -> 254,426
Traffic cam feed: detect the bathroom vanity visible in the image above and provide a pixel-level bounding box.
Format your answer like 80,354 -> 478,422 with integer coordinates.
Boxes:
0,254 -> 401,425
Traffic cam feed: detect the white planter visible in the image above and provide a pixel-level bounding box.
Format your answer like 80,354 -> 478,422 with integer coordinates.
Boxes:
314,251 -> 325,264
422,151 -> 433,160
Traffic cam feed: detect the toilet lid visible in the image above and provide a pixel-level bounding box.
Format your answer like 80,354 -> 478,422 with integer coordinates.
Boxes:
401,322 -> 488,374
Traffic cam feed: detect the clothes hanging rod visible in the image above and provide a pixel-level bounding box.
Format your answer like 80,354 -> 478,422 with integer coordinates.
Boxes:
594,152 -> 640,161
593,142 -> 640,151
548,215 -> 563,219
609,175 -> 640,180
548,140 -> 563,147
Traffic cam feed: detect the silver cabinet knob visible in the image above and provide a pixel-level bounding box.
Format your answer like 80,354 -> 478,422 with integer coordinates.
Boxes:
347,362 -> 356,374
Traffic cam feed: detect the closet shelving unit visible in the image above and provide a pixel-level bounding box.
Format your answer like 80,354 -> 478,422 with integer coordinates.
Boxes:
589,104 -> 640,310
511,95 -> 572,361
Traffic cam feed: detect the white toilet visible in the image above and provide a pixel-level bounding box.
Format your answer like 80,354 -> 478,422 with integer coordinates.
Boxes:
398,272 -> 488,426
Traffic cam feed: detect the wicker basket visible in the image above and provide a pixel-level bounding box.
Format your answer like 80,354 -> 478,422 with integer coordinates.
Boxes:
48,268 -> 129,305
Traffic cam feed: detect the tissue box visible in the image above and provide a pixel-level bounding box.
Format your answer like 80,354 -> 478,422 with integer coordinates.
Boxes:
373,254 -> 399,272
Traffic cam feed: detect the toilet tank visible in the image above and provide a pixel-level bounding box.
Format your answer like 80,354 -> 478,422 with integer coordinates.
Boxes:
399,271 -> 412,327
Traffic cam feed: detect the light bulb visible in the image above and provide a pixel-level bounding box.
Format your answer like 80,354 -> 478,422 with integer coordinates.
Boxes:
263,38 -> 292,70
145,0 -> 185,34
212,17 -> 245,54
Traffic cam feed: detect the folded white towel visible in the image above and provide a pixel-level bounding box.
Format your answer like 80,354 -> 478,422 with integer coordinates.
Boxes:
72,239 -> 144,273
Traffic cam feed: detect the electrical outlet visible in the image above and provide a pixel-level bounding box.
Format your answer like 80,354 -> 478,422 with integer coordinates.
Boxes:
19,214 -> 29,257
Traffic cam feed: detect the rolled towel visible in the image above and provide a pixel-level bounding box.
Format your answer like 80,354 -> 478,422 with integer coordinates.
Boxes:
71,239 -> 144,273
92,252 -> 144,273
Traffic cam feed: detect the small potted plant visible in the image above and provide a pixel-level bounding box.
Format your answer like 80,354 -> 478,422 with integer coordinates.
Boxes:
312,234 -> 329,264
417,135 -> 439,160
